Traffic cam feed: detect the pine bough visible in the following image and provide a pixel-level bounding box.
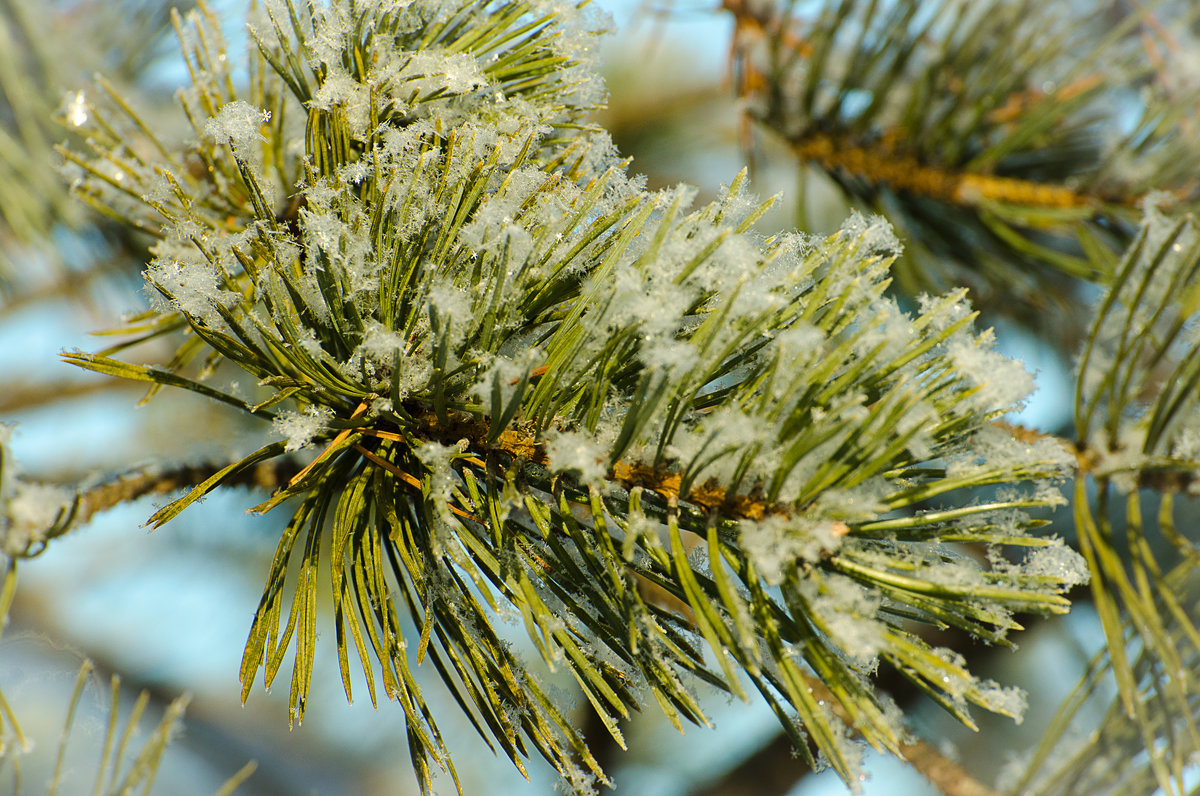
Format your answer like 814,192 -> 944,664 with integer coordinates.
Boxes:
57,0 -> 1089,792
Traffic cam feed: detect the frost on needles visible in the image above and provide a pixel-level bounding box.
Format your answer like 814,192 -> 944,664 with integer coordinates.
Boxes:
60,0 -> 1086,792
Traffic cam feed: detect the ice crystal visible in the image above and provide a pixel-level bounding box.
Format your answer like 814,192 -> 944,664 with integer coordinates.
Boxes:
739,515 -> 846,585
203,101 -> 270,164
272,406 -> 334,451
61,89 -> 89,128
946,328 -> 1035,413
546,429 -> 607,487
0,425 -> 72,557
1020,543 -> 1090,587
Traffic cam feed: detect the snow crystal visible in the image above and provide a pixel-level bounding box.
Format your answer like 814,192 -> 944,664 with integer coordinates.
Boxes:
402,51 -> 488,96
3,482 -> 72,556
738,515 -> 845,585
353,321 -> 407,372
605,265 -> 687,337
670,407 -> 771,484
641,338 -> 698,374
846,297 -> 918,371
302,178 -> 339,214
145,245 -> 237,329
1171,412 -> 1200,462
811,697 -> 867,784
141,171 -> 179,210
1086,425 -> 1149,493
470,349 -> 542,421
946,329 -> 1035,413
774,433 -> 847,504
808,479 -> 890,522
892,398 -> 937,461
532,0 -> 612,64
272,406 -> 334,451
589,162 -> 648,218
721,238 -> 787,318
458,165 -> 549,260
545,429 -> 607,487
1021,543 -> 1090,587
61,90 -> 89,128
427,281 -> 475,346
203,101 -> 270,164
311,69 -> 371,138
840,211 -> 902,258
414,441 -> 460,503
300,204 -> 376,297
0,425 -> 73,557
973,680 -> 1028,723
920,550 -> 988,590
439,52 -> 489,94
1031,480 -> 1068,508
773,322 -> 824,367
304,2 -> 353,65
1161,42 -> 1200,99
949,423 -> 1075,478
802,574 -> 884,671
916,289 -> 973,334
302,209 -> 347,253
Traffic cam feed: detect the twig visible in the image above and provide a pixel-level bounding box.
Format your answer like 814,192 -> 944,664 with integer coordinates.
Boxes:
0,378 -> 140,414
74,457 -> 300,528
898,738 -> 1002,796
800,673 -> 1003,796
690,672 -> 1002,796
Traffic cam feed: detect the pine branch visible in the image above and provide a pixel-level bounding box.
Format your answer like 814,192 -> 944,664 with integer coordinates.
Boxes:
721,0 -> 1200,326
54,1 -> 1097,792
17,1 -> 1200,794
0,453 -> 299,561
787,133 -> 1106,211
73,458 -> 301,529
1015,204 -> 1200,796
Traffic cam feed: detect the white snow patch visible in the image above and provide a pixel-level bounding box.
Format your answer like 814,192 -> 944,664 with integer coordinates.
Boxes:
545,429 -> 607,487
739,514 -> 845,585
272,406 -> 334,451
203,101 -> 270,164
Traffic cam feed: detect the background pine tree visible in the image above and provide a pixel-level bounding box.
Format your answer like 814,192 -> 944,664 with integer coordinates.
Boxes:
1,1 -> 1198,795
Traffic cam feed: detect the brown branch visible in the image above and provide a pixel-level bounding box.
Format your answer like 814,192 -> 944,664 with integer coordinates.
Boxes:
412,410 -> 790,522
791,134 -> 1096,209
2,456 -> 299,560
74,458 -> 300,528
0,378 -> 140,414
719,0 -> 1130,212
690,668 -> 1002,796
992,418 -> 1200,493
898,738 -> 1003,796
423,413 -> 1088,527
30,400 -> 1083,556
802,673 -> 1002,796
